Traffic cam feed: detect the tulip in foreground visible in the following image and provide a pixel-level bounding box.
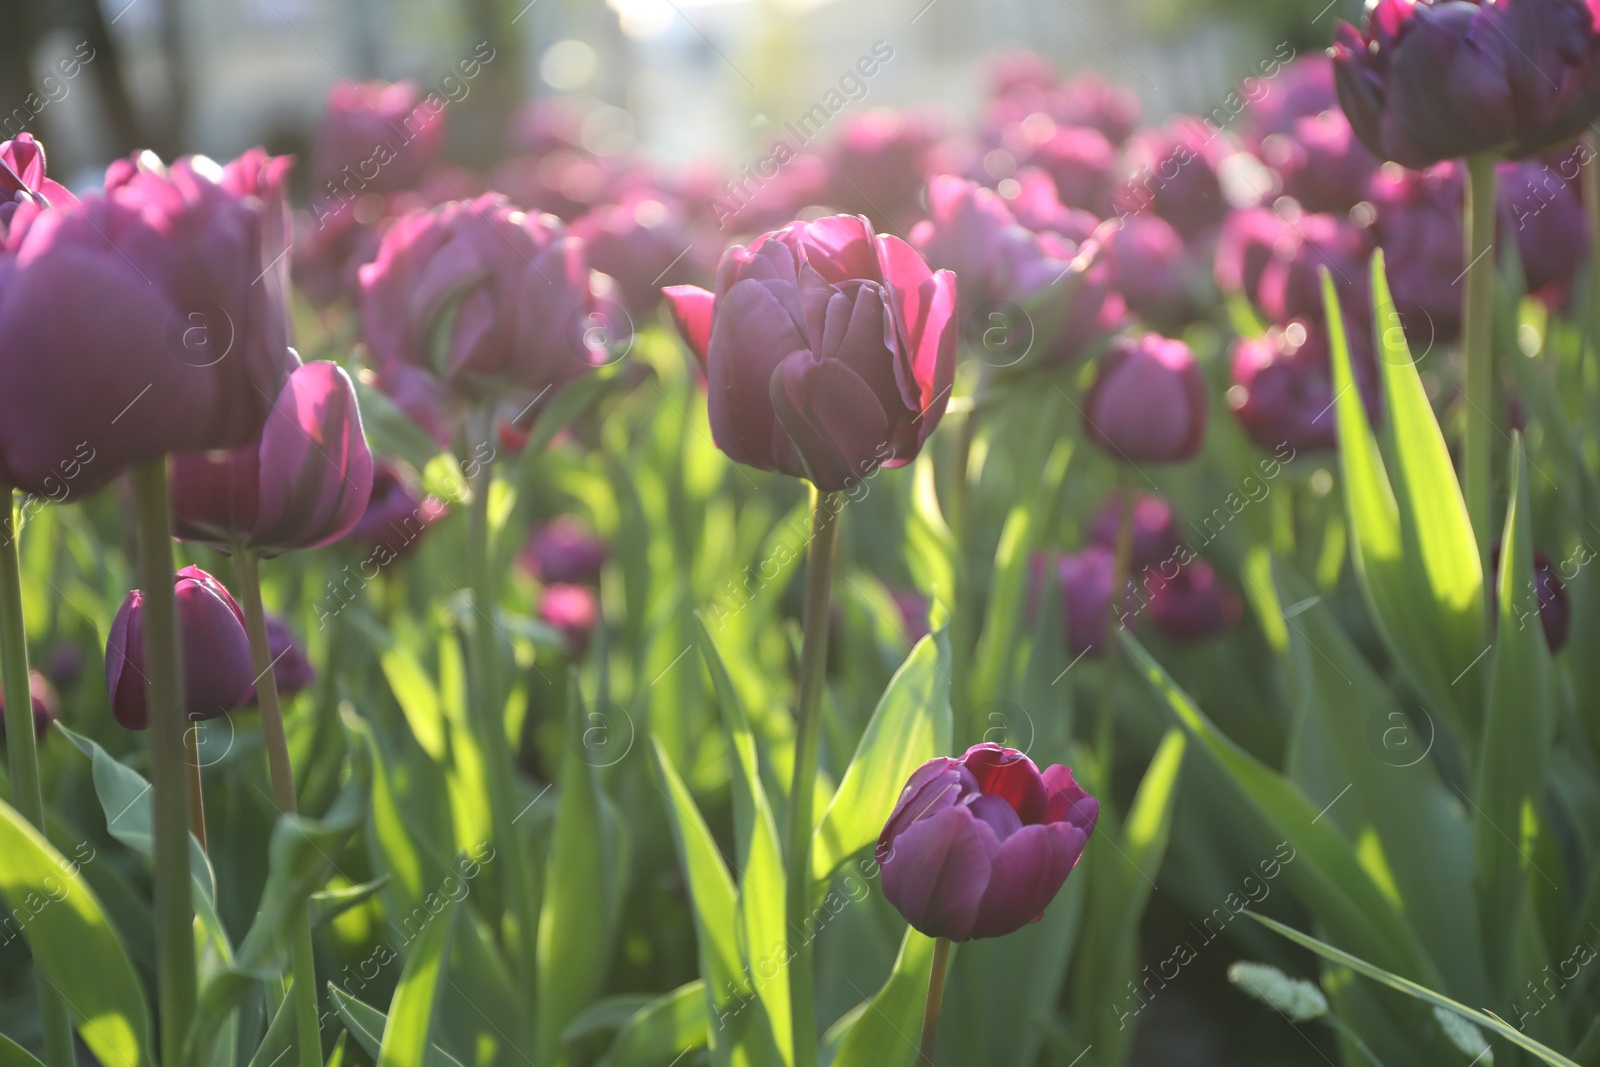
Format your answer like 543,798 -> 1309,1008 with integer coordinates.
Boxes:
877,743 -> 1098,941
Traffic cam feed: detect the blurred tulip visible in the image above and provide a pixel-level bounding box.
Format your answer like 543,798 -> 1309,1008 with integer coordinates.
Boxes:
359,194 -> 616,443
252,615 -> 315,701
0,670 -> 60,741
523,517 -> 607,586
1018,125 -> 1117,214
312,80 -> 446,196
1148,560 -> 1242,641
1257,212 -> 1373,325
540,582 -> 599,658
984,50 -> 1059,98
1003,168 -> 1102,243
1106,214 -> 1201,330
44,644 -> 82,691
0,133 -> 77,245
1056,547 -> 1128,657
1088,491 -> 1180,572
1368,161 -> 1464,345
663,214 -> 957,491
105,566 -> 255,730
829,110 -> 941,226
876,743 -> 1098,941
348,461 -> 447,562
1116,120 -> 1230,238
171,361 -> 374,556
890,587 -> 931,644
1229,320 -> 1380,453
1214,206 -> 1293,303
989,73 -> 1140,147
910,176 -> 1066,321
1333,0 -> 1600,169
0,149 -> 297,497
1241,54 -> 1338,147
1083,334 -> 1207,463
1498,158 -> 1590,297
1260,110 -> 1380,214
571,192 -> 702,314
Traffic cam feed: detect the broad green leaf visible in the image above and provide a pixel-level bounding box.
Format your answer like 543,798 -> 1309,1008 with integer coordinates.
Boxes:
1476,439 -> 1550,985
244,993 -> 297,1067
378,898 -> 458,1067
378,644 -> 446,760
829,926 -> 937,1067
592,981 -> 709,1067
327,986 -> 464,1067
0,797 -> 151,1066
811,625 -> 953,888
0,1026 -> 47,1066
1250,912 -> 1581,1067
905,453 -> 957,613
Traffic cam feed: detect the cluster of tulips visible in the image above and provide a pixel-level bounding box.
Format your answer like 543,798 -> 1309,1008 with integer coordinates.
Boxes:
2,0 -> 1600,1063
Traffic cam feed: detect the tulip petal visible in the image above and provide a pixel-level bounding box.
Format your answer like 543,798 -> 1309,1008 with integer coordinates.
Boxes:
879,807 -> 996,941
1041,764 -> 1100,835
877,761 -> 973,853
770,351 -> 891,492
968,821 -> 1091,939
706,277 -> 810,474
253,362 -> 375,553
961,744 -> 1049,823
663,284 -> 715,369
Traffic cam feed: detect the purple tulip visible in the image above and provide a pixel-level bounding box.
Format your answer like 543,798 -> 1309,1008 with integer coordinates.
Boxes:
876,743 -> 1098,941
1229,320 -> 1381,453
1214,207 -> 1294,303
170,361 -> 374,556
0,133 -> 77,245
988,73 -> 1140,147
1368,161 -> 1465,345
1257,212 -> 1373,325
359,194 -> 615,444
1035,238 -> 1128,369
1241,54 -> 1339,148
1333,0 -> 1600,170
1106,214 -> 1200,331
1148,561 -> 1242,641
0,149 -> 297,497
1116,120 -> 1230,238
312,80 -> 446,196
570,192 -> 703,314
828,110 -> 942,227
983,50 -> 1060,99
262,615 -> 315,699
1498,158 -> 1590,297
1491,546 -> 1571,651
1088,491 -> 1180,573
1018,125 -> 1118,215
909,176 -> 1067,323
539,582 -> 599,658
1260,110 -> 1380,214
1003,168 -> 1102,244
348,461 -> 448,563
890,587 -> 931,644
0,670 -> 60,741
105,566 -> 255,731
522,517 -> 608,586
1054,547 -> 1130,657
663,215 -> 957,491
1084,334 -> 1207,463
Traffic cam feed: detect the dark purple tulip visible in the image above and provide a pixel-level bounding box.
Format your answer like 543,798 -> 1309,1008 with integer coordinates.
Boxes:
1229,320 -> 1381,453
170,361 -> 374,556
1498,158 -> 1590,297
0,149 -> 297,497
1088,491 -> 1180,573
663,215 -> 957,491
1020,125 -> 1117,215
1260,110 -> 1380,214
1214,207 -> 1293,303
876,743 -> 1098,941
250,615 -> 315,701
1057,547 -> 1126,657
348,461 -> 448,562
1333,0 -> 1600,170
829,110 -> 941,226
0,133 -> 77,244
1106,214 -> 1200,331
909,176 -> 1066,322
1003,168 -> 1102,244
1491,546 -> 1571,651
1257,212 -> 1373,325
540,582 -> 599,658
1036,237 -> 1128,368
522,517 -> 607,586
1241,54 -> 1339,148
1116,120 -> 1230,238
359,194 -> 615,443
105,566 -> 255,730
1368,162 -> 1464,345
1084,334 -> 1207,463
570,193 -> 702,314
312,80 -> 446,196
1048,73 -> 1142,146
0,670 -> 60,741
1148,561 -> 1242,641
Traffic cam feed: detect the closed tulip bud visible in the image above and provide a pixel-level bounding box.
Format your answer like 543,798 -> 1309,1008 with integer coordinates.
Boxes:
663,215 -> 957,491
1106,214 -> 1201,331
1369,162 -> 1464,344
0,149 -> 298,497
1003,168 -> 1102,243
1214,207 -> 1293,303
1088,491 -> 1179,573
889,587 -> 931,644
1240,55 -> 1338,148
522,517 -> 607,586
1257,212 -> 1373,325
1084,334 -> 1207,463
262,615 -> 315,699
1149,561 -> 1242,641
0,670 -> 60,741
348,461 -> 448,562
539,583 -> 599,658
1260,110 -> 1380,214
312,80 -> 445,195
1498,159 -> 1590,297
105,566 -> 255,730
170,361 -> 374,555
876,743 -> 1098,941
1116,120 -> 1230,238
1019,125 -> 1117,214
1057,547 -> 1130,657
828,110 -> 942,228
45,644 -> 83,691
570,193 -> 703,314
1229,320 -> 1381,453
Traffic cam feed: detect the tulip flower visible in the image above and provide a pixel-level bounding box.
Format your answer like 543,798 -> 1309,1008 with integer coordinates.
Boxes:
360,194 -> 617,444
1214,207 -> 1293,304
663,214 -> 957,491
539,582 -> 599,658
0,133 -> 77,246
263,615 -> 316,700
1003,168 -> 1101,243
1116,120 -> 1230,238
1229,320 -> 1381,453
1332,0 -> 1600,170
0,149 -> 298,497
312,80 -> 446,196
1368,162 -> 1465,345
890,587 -> 931,644
1056,547 -> 1130,657
44,644 -> 82,691
1256,212 -> 1373,326
570,193 -> 702,314
170,361 -> 374,556
1083,334 -> 1207,463
1498,158 -> 1590,298
1088,491 -> 1180,573
1240,54 -> 1338,148
1259,110 -> 1379,214
1017,125 -> 1118,214
348,461 -> 448,563
1105,214 -> 1201,331
105,566 -> 255,730
522,517 -> 607,586
988,72 -> 1140,147
0,670 -> 60,741
876,743 -> 1098,941
828,110 -> 942,227
1148,561 -> 1243,641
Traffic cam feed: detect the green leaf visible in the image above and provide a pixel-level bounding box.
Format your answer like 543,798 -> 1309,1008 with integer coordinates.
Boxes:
829,926 -> 937,1067
593,981 -> 709,1067
1249,912 -> 1581,1067
0,1027 -> 47,1067
811,624 -> 953,888
378,643 -> 447,761
244,993 -> 297,1067
310,877 -> 390,929
1475,438 -> 1550,983
327,986 -> 464,1067
0,797 -> 151,1066
378,897 -> 458,1067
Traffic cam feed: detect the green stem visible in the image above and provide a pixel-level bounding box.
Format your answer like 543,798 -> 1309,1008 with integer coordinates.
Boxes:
233,549 -> 322,1067
130,460 -> 196,1067
465,412 -> 539,987
0,489 -> 76,1067
1096,481 -> 1136,765
786,486 -> 843,1067
918,937 -> 953,1066
1463,154 -> 1498,574
947,404 -> 976,702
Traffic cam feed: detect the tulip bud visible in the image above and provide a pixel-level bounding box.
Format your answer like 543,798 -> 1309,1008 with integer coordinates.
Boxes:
262,615 -> 315,699
1228,319 -> 1381,453
539,583 -> 599,658
1106,214 -> 1201,331
0,133 -> 77,247
1369,162 -> 1464,346
105,566 -> 255,730
522,518 -> 607,586
1083,334 -> 1207,463
1214,207 -> 1292,304
1148,561 -> 1242,642
828,110 -> 942,228
1018,125 -> 1117,214
1239,55 -> 1337,149
1498,159 -> 1590,298
1056,547 -> 1130,657
876,743 -> 1098,941
1087,491 -> 1179,572
1260,110 -> 1379,215
312,80 -> 445,196
0,670 -> 60,741
1256,212 -> 1372,326
569,193 -> 703,314
1116,120 -> 1229,238
348,461 -> 448,563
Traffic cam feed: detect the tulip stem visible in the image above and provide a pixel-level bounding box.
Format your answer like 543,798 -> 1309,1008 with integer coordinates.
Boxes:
918,936 -> 953,1065
0,487 -> 77,1067
186,735 -> 208,850
1463,154 -> 1498,575
465,412 -> 539,988
130,459 -> 196,1067
1096,483 -> 1136,765
234,548 -> 323,1067
787,486 -> 843,1067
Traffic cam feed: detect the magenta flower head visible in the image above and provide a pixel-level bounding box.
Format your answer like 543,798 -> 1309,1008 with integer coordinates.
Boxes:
828,110 -> 942,227
876,743 -> 1098,941
1369,161 -> 1465,344
1214,206 -> 1294,303
348,461 -> 448,562
0,133 -> 77,241
570,193 -> 702,314
1043,73 -> 1141,146
663,215 -> 957,491
1116,120 -> 1230,238
1498,158 -> 1590,297
264,615 -> 316,698
1106,214 -> 1200,331
1230,320 -> 1381,453
313,80 -> 445,196
170,361 -> 374,555
359,194 -> 617,444
1149,561 -> 1242,641
522,516 -> 608,586
1088,491 -> 1180,573
1057,547 -> 1128,657
1260,110 -> 1380,214
1333,0 -> 1600,169
1257,212 -> 1374,325
909,176 -> 1064,321
539,582 -> 599,658
0,149 -> 297,497
1241,54 -> 1338,148
1084,334 -> 1207,463
105,566 -> 255,730
1020,125 -> 1118,215
0,670 -> 61,741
